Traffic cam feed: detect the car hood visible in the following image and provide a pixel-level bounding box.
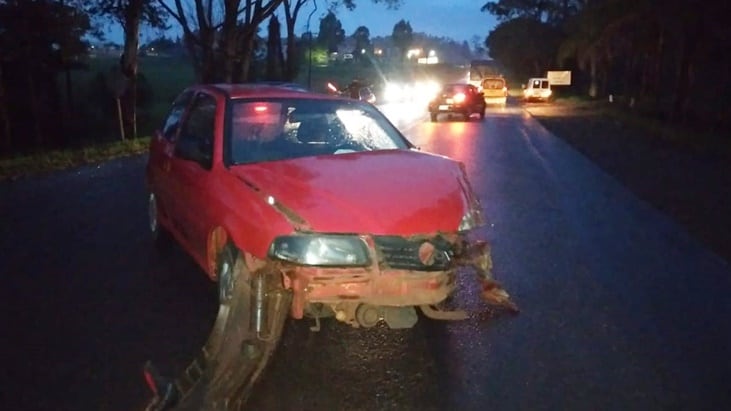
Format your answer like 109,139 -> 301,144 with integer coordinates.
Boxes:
230,150 -> 475,235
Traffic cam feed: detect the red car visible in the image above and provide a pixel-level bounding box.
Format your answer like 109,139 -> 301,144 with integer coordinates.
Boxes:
144,83 -> 516,407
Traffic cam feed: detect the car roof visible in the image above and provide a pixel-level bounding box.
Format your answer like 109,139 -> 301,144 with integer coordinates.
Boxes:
192,83 -> 340,100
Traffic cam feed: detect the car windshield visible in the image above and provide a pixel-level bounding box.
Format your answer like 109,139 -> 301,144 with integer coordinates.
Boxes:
227,98 -> 411,165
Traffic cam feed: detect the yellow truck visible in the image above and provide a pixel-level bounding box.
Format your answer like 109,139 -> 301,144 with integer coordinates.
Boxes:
467,60 -> 508,106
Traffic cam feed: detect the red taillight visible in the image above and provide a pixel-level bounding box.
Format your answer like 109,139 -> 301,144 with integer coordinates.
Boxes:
454,93 -> 466,103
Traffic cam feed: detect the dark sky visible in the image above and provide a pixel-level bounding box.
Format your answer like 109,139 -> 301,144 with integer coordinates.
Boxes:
108,1 -> 498,45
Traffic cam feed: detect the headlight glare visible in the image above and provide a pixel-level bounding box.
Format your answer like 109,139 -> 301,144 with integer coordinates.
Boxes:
269,235 -> 370,266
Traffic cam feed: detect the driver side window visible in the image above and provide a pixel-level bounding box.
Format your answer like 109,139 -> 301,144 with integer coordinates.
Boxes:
175,93 -> 216,168
161,90 -> 194,141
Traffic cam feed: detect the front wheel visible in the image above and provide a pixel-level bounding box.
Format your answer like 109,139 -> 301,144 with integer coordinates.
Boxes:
161,245 -> 291,410
148,192 -> 172,250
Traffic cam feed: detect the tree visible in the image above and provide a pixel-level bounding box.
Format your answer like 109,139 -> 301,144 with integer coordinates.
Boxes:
471,35 -> 486,58
265,15 -> 285,80
158,0 -> 283,83
0,0 -> 91,153
280,0 -> 403,79
317,11 -> 345,53
351,25 -> 371,61
332,0 -> 403,10
282,0 -> 310,80
91,0 -> 167,140
485,17 -> 563,80
391,19 -> 413,62
481,0 -> 583,24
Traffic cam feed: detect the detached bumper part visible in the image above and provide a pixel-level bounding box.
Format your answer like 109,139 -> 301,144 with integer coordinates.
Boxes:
143,361 -> 178,411
464,240 -> 520,313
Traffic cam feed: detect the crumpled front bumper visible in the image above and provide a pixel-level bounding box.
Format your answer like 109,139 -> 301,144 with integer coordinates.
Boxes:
279,233 -> 497,320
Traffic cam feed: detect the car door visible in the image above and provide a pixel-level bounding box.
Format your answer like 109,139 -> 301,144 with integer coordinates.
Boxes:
148,90 -> 195,234
168,91 -> 218,263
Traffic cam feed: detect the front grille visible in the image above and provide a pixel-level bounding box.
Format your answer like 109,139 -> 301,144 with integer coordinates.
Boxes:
373,235 -> 454,271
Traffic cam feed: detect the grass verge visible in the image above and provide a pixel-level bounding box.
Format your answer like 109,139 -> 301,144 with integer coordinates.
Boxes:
0,137 -> 151,181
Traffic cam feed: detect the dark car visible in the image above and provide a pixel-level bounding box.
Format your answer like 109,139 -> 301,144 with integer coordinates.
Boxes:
428,83 -> 486,122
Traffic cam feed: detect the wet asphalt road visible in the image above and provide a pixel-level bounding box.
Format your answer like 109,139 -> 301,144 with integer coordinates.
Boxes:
2,104 -> 731,411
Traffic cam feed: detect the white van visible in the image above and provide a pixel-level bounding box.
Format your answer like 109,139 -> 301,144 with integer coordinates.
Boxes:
523,78 -> 552,102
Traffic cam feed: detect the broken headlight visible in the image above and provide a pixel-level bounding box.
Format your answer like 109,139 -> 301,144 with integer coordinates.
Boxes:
458,208 -> 482,232
268,234 -> 371,266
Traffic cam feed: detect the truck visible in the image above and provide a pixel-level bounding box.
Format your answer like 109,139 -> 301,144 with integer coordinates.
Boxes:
468,60 -> 508,106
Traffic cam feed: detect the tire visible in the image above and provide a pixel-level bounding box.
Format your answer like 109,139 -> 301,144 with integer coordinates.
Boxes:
430,112 -> 437,122
217,244 -> 238,303
213,245 -> 290,406
148,192 -> 172,250
479,108 -> 485,120
170,244 -> 291,409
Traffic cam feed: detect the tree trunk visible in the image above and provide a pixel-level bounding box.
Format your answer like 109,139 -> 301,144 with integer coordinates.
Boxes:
120,1 -> 143,140
198,27 -> 217,83
220,1 -> 240,83
65,68 -> 73,111
588,53 -> 598,98
266,17 -> 284,81
671,17 -> 701,125
0,63 -> 11,155
283,0 -> 300,82
285,27 -> 298,81
236,34 -> 257,82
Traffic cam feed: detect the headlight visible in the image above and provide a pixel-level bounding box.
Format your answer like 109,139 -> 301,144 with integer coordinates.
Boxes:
458,208 -> 482,232
384,83 -> 403,101
269,234 -> 371,266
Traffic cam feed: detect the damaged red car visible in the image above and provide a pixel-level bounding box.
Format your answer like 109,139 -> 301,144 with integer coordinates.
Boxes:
144,83 -> 516,410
